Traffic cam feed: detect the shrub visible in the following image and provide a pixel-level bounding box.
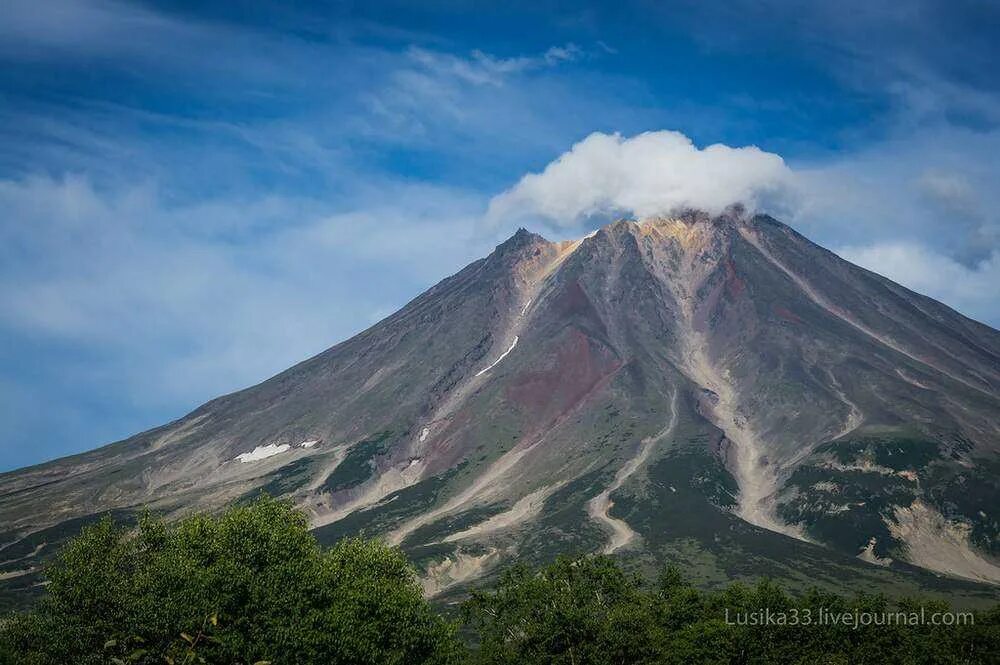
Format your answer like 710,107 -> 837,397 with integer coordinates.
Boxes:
0,497 -> 463,665
463,555 -> 660,665
464,558 -> 1000,665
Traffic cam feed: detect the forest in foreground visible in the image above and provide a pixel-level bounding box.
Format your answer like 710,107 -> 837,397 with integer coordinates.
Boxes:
1,498 -> 997,665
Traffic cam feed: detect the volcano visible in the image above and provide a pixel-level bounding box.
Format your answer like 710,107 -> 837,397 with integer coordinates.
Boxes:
2,209 -> 999,603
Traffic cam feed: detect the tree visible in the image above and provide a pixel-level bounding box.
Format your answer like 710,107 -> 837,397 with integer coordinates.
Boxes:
464,556 -> 1000,665
0,497 -> 463,665
463,555 -> 662,665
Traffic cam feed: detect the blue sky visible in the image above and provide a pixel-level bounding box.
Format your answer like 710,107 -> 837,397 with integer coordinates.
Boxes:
1,0 -> 998,471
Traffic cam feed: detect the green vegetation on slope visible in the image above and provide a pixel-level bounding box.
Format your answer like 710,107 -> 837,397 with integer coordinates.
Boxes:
777,431 -> 1000,560
2,500 -> 998,664
321,431 -> 394,493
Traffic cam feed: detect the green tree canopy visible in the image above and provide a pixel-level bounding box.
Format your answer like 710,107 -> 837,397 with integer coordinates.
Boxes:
463,555 -> 661,665
464,557 -> 1000,665
0,497 -> 463,665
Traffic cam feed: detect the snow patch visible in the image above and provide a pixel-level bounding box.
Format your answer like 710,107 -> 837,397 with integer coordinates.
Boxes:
235,443 -> 291,463
474,336 -> 519,377
419,427 -> 430,442
299,439 -> 319,448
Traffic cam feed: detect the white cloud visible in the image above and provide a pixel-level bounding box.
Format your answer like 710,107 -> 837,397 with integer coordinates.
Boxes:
485,130 -> 797,228
838,242 -> 1000,326
0,0 -> 181,58
0,174 -> 485,408
407,43 -> 583,88
917,170 -> 978,218
789,123 -> 1000,270
479,127 -> 999,327
361,43 -> 593,143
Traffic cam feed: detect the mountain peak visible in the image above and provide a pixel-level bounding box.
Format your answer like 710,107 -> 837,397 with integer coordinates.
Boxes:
489,227 -> 551,264
492,205 -> 758,260
503,226 -> 548,247
570,204 -> 757,245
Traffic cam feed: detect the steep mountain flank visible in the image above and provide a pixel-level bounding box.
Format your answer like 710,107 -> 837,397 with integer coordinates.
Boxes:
3,210 -> 999,606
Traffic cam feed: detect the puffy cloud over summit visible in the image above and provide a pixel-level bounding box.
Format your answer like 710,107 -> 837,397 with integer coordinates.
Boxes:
486,130 -> 797,227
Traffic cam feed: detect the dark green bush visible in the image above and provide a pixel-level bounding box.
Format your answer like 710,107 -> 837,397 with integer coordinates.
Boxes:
0,497 -> 463,665
463,557 -> 1000,665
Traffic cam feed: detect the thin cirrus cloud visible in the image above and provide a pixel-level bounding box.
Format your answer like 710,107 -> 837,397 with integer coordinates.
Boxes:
407,43 -> 583,86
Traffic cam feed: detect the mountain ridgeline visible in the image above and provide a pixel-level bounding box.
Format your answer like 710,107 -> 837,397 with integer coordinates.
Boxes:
2,209 -> 999,604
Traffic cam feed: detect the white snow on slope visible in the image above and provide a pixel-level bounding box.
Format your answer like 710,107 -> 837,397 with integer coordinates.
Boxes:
474,336 -> 519,377
419,427 -> 430,442
235,443 -> 291,463
299,439 -> 319,448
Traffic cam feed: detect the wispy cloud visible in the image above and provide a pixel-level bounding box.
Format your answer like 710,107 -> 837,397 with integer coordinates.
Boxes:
0,0 -> 187,59
791,124 -> 1000,269
838,242 -> 1000,326
356,41 -> 607,159
0,173 -> 484,396
407,43 -> 583,86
